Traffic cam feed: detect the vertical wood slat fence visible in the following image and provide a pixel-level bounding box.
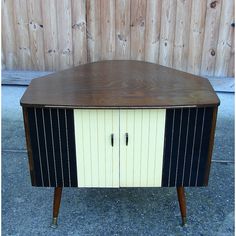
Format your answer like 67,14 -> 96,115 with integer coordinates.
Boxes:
2,0 -> 235,77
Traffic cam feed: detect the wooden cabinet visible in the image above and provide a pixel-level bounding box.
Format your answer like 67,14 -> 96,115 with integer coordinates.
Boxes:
21,61 -> 220,226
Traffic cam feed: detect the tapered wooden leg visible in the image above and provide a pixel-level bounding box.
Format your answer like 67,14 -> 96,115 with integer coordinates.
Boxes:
176,187 -> 187,226
50,187 -> 63,228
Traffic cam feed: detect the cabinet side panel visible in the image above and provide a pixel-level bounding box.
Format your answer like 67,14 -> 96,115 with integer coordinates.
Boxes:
26,108 -> 77,187
162,107 -> 214,187
23,108 -> 36,186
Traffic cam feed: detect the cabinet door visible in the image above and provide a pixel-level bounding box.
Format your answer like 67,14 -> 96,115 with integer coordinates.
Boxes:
120,109 -> 166,187
74,110 -> 119,187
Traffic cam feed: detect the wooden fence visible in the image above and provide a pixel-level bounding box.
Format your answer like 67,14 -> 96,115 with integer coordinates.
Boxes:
2,0 -> 235,77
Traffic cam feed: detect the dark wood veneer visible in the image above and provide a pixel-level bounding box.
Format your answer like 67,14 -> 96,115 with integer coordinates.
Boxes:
20,61 -> 220,108
204,107 -> 218,185
23,107 -> 36,186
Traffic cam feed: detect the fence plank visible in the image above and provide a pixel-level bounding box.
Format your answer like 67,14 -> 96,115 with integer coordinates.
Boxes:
130,0 -> 147,60
200,0 -> 222,76
42,0 -> 59,71
144,0 -> 162,63
13,0 -> 32,70
72,0 -> 87,66
101,0 -> 116,60
115,0 -> 131,59
187,0 -> 207,75
86,0 -> 101,62
173,0 -> 192,71
228,26 -> 235,77
27,0 -> 45,70
215,0 -> 234,76
159,0 -> 177,67
56,0 -> 73,70
2,0 -> 18,69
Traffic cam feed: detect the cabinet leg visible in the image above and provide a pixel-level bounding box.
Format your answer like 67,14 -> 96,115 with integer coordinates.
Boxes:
176,187 -> 187,226
50,187 -> 63,228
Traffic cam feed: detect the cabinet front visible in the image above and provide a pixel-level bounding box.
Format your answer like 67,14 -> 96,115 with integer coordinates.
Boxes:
25,107 -> 215,188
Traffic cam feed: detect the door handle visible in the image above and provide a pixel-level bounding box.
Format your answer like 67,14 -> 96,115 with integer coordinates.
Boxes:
125,133 -> 128,146
111,134 -> 114,147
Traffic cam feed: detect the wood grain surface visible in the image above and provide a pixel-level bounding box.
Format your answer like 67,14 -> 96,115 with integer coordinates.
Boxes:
2,0 -> 234,77
20,61 -> 220,108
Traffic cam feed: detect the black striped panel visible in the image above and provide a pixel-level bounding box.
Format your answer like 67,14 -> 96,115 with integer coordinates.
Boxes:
162,107 -> 213,187
27,108 -> 77,187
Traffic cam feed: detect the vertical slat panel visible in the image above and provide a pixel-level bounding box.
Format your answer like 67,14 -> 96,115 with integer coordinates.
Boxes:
215,0 -> 234,76
72,0 -> 87,66
27,0 -> 45,70
125,110 -> 135,186
27,108 -> 77,187
162,108 -> 214,187
90,110 -> 99,186
147,110 -> 157,186
173,0 -> 192,71
104,110 -> 112,186
130,0 -> 147,60
42,0 -> 59,71
158,0 -> 177,67
187,0 -> 207,75
176,108 -> 189,186
74,109 -> 119,187
41,109 -> 51,186
140,110 -> 149,186
2,0 -> 18,69
132,110 -> 142,186
27,108 -> 43,186
154,110 -> 166,186
13,0 -> 32,70
56,0 -> 73,70
66,110 -> 77,187
101,0 -> 116,60
112,110 -> 120,187
115,0 -> 131,59
86,0 -> 101,62
200,0 -> 222,76
97,110 -> 106,186
120,109 -> 166,187
144,0 -> 162,63
35,108 -> 48,186
74,110 -> 85,186
82,110 -> 92,186
120,110 -> 127,186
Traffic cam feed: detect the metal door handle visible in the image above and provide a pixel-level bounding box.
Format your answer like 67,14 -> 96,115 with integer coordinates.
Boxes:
111,134 -> 114,147
125,133 -> 128,146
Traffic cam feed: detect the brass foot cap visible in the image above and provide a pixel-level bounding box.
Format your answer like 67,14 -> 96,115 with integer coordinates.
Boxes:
181,217 -> 187,227
50,217 -> 58,229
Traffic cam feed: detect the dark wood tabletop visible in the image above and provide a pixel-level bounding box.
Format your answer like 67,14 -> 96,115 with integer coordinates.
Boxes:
20,60 -> 220,108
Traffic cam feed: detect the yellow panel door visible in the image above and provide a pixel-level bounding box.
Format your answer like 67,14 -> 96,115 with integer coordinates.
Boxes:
74,109 -> 119,187
120,109 -> 166,187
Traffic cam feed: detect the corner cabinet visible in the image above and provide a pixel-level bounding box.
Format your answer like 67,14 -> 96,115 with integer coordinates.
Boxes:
21,61 -> 220,227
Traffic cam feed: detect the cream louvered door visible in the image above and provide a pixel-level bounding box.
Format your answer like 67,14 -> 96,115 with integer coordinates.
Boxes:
74,109 -> 166,188
120,110 -> 166,187
74,110 -> 119,187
